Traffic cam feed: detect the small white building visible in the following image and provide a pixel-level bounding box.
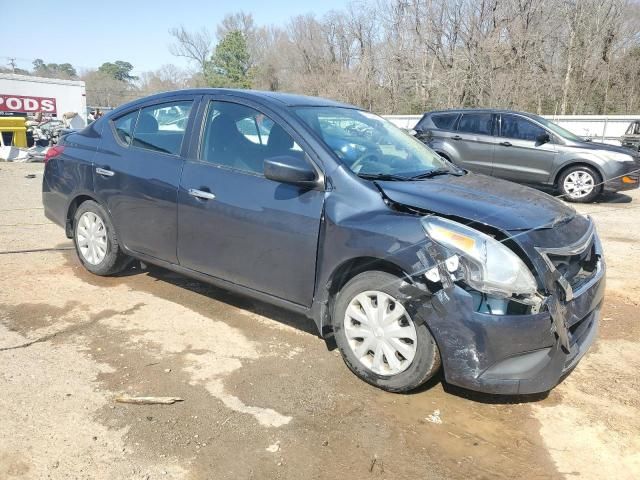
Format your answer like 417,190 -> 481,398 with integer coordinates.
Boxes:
0,73 -> 87,128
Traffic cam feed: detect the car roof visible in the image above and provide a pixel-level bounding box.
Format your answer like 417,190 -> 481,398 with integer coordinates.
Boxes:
424,108 -> 540,118
108,88 -> 356,117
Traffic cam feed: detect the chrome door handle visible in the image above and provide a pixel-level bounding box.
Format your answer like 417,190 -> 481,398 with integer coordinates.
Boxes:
96,167 -> 114,177
500,141 -> 512,147
452,135 -> 462,140
188,188 -> 216,200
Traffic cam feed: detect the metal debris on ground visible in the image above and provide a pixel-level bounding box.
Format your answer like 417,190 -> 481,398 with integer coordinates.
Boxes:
114,395 -> 184,405
425,409 -> 443,424
265,442 -> 280,453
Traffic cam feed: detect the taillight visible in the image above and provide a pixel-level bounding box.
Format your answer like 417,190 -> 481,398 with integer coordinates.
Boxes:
44,145 -> 65,164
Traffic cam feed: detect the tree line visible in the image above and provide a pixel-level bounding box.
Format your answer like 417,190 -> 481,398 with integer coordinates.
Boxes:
171,0 -> 640,115
5,0 -> 640,115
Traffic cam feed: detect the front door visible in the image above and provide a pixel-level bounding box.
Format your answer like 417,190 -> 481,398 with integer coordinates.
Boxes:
177,98 -> 325,306
93,98 -> 196,263
492,114 -> 557,184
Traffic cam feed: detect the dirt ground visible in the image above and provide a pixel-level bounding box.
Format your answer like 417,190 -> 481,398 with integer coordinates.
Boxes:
0,162 -> 638,480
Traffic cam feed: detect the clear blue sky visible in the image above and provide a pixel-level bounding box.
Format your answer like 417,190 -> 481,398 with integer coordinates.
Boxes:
2,0 -> 349,75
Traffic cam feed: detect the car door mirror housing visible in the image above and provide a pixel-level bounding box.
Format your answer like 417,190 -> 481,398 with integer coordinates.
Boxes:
264,155 -> 320,188
536,133 -> 551,145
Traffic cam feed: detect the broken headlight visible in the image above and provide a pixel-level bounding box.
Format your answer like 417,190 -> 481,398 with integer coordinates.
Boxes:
421,217 -> 538,298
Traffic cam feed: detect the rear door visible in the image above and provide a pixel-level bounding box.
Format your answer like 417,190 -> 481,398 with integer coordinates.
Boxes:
492,114 -> 556,183
450,112 -> 495,174
177,96 -> 325,306
93,96 -> 197,263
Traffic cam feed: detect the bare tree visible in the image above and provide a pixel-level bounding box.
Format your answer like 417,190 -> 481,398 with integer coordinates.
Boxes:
163,0 -> 640,115
169,26 -> 213,76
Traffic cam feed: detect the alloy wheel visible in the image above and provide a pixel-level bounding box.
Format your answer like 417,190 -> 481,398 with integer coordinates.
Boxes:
343,291 -> 418,376
76,211 -> 108,265
563,170 -> 596,199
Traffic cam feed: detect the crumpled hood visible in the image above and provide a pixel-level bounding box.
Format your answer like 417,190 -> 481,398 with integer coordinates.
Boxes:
376,173 -> 575,231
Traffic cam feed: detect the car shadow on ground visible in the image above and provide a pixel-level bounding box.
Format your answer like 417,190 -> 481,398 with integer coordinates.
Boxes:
536,186 -> 633,204
137,262 -> 320,337
593,192 -> 633,204
104,260 -> 554,404
403,369 -> 551,404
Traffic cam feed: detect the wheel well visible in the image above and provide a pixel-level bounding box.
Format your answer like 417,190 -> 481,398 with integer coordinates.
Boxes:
320,257 -> 408,335
327,257 -> 408,297
554,162 -> 603,187
65,195 -> 95,238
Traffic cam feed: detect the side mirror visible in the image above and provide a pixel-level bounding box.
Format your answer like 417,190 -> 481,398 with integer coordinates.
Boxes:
536,133 -> 551,145
264,155 -> 319,188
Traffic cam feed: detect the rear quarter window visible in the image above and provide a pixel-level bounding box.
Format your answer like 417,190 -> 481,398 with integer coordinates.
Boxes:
430,113 -> 459,130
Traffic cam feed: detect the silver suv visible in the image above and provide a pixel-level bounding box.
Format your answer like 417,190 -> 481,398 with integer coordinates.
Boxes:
415,109 -> 640,202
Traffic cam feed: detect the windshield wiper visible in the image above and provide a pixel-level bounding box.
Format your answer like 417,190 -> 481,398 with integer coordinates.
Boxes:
409,167 -> 463,180
357,173 -> 411,181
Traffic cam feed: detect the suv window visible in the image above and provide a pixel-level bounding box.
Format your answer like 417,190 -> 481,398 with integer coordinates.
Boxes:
201,101 -> 304,175
430,113 -> 459,130
131,100 -> 193,155
501,115 -> 546,141
113,110 -> 139,145
626,122 -> 640,135
457,113 -> 493,136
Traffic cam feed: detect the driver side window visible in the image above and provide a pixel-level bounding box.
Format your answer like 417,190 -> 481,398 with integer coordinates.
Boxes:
501,115 -> 546,141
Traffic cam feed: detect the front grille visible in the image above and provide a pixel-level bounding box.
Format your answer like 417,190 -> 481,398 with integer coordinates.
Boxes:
547,239 -> 598,291
535,218 -> 600,301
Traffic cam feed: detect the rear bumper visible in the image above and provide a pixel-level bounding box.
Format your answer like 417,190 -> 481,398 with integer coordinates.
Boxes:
417,262 -> 605,395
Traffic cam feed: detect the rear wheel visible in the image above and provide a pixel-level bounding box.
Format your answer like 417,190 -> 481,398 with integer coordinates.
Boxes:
73,200 -> 130,276
332,271 -> 441,393
558,165 -> 602,203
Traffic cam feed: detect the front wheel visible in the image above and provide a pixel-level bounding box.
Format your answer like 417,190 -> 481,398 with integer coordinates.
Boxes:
73,200 -> 130,276
332,271 -> 441,393
558,165 -> 602,203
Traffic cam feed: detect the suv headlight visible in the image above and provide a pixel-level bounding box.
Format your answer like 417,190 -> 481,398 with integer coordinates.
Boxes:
421,217 -> 538,298
602,151 -> 634,162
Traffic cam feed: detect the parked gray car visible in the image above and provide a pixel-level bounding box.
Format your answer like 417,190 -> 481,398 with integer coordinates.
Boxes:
415,109 -> 640,202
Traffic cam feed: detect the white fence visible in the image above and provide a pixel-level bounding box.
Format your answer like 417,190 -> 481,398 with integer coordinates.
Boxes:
383,114 -> 639,146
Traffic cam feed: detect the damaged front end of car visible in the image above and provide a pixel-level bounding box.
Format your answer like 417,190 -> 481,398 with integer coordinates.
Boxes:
396,210 -> 605,395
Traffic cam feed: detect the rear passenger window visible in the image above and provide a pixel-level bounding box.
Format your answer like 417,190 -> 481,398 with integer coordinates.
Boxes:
113,110 -> 138,145
501,115 -> 546,141
457,113 -> 493,136
431,113 -> 458,130
132,101 -> 193,155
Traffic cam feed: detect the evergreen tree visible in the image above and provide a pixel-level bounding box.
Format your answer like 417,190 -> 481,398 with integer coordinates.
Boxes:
207,31 -> 252,88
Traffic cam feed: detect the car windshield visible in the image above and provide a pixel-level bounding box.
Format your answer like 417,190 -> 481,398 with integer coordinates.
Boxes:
533,116 -> 584,142
294,107 -> 450,178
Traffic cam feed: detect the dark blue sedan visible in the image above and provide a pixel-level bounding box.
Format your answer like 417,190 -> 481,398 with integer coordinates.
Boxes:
43,89 -> 605,394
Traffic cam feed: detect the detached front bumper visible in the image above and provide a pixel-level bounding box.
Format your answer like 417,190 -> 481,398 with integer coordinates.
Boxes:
416,259 -> 605,395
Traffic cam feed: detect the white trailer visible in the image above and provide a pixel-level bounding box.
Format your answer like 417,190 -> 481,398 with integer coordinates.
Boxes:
0,73 -> 87,128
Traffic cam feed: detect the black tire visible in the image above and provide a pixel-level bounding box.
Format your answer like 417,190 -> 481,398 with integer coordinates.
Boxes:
72,200 -> 130,276
558,165 -> 602,203
332,271 -> 441,393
